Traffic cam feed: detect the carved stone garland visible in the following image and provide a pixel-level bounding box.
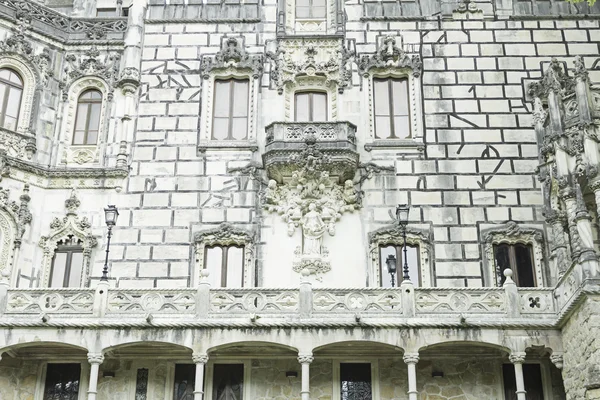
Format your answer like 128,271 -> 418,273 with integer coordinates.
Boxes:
193,223 -> 255,287
39,190 -> 97,287
0,184 -> 31,282
261,141 -> 361,275
482,221 -> 545,287
368,225 -> 431,286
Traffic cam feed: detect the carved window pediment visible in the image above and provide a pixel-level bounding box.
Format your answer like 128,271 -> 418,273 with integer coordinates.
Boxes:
39,191 -> 97,287
193,223 -> 255,287
482,222 -> 545,287
358,36 -> 422,78
368,225 -> 432,287
200,37 -> 263,80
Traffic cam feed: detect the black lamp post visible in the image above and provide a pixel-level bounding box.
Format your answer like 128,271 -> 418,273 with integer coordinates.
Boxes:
101,205 -> 119,282
385,254 -> 397,287
396,204 -> 410,281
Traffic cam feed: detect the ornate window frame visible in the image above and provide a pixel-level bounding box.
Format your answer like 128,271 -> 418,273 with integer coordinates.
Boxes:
0,185 -> 31,284
368,225 -> 432,287
482,221 -> 545,287
193,223 -> 255,287
38,191 -> 97,287
60,77 -> 111,166
198,36 -> 262,152
0,56 -> 36,136
358,35 -> 424,154
285,0 -> 337,34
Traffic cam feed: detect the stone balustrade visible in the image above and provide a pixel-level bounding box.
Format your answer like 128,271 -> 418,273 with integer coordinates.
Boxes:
0,272 -> 579,325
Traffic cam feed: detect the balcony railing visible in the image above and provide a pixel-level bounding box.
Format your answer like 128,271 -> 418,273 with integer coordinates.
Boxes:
0,275 -> 565,327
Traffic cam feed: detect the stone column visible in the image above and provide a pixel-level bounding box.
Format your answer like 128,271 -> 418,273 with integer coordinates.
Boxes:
298,354 -> 313,400
192,353 -> 209,400
509,352 -> 527,400
87,353 -> 104,400
403,353 -> 419,400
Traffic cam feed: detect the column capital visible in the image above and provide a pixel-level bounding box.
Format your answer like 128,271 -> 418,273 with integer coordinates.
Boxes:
298,354 -> 314,364
87,352 -> 104,365
403,353 -> 419,365
509,352 -> 526,364
192,353 -> 209,364
550,353 -> 564,370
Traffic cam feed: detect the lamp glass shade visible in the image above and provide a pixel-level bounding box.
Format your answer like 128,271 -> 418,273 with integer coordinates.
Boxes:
385,254 -> 397,274
104,205 -> 119,227
396,204 -> 409,226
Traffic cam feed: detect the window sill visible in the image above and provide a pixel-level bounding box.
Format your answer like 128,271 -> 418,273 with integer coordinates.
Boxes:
198,141 -> 258,153
364,139 -> 424,154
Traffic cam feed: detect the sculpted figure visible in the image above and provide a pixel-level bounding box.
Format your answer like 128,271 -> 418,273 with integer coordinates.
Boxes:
343,179 -> 358,204
264,179 -> 279,205
301,203 -> 326,255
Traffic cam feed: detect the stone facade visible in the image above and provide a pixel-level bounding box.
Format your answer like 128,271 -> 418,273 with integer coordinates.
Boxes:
0,0 -> 598,399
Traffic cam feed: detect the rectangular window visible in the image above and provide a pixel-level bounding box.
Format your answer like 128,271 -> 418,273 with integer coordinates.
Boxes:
502,363 -> 545,400
295,92 -> 327,122
96,8 -> 117,17
379,244 -> 420,287
340,363 -> 372,400
43,363 -> 81,400
212,79 -> 249,141
213,364 -> 244,400
173,364 -> 196,400
373,78 -> 410,139
49,244 -> 84,288
296,0 -> 326,18
204,245 -> 245,288
494,243 -> 536,287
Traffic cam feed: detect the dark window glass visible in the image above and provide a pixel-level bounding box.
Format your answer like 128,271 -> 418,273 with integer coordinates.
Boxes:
212,79 -> 249,140
0,68 -> 23,131
49,236 -> 84,288
204,245 -> 244,288
295,92 -> 327,122
494,243 -> 536,287
502,364 -> 544,400
135,368 -> 149,400
121,7 -> 130,17
213,364 -> 244,400
379,244 -> 420,287
43,363 -> 81,400
340,363 -> 372,400
373,78 -> 410,139
173,364 -> 195,400
73,90 -> 102,145
296,0 -> 326,18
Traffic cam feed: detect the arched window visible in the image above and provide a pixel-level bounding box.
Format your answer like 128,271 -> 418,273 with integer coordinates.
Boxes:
295,91 -> 327,122
0,68 -> 23,131
73,90 -> 102,145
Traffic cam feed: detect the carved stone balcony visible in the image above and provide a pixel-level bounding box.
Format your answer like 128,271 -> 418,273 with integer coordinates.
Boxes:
0,272 -> 581,329
263,121 -> 359,183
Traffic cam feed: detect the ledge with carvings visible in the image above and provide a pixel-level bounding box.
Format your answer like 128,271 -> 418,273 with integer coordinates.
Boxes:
263,121 -> 359,183
0,127 -> 36,160
0,0 -> 128,43
0,151 -> 129,189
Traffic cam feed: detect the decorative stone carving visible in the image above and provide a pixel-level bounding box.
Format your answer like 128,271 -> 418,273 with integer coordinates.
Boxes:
358,35 -> 421,78
508,352 -> 526,364
368,225 -> 432,287
0,184 -> 31,282
39,190 -> 98,287
262,140 -> 360,275
403,353 -> 420,364
193,223 -> 255,286
529,58 -> 574,98
297,354 -> 314,364
200,37 -> 263,80
0,128 -> 36,159
60,47 -> 121,100
0,29 -> 53,87
267,38 -> 353,96
192,354 -> 209,364
482,222 -> 545,287
87,353 -> 105,364
453,0 -> 483,15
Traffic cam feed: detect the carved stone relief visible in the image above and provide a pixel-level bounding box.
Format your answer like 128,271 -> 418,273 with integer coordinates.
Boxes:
198,36 -> 261,150
482,221 -> 545,287
262,142 -> 360,275
193,223 -> 255,287
39,190 -> 97,287
368,225 -> 432,287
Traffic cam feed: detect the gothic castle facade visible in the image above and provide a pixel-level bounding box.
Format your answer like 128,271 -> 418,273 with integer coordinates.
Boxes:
0,0 -> 599,398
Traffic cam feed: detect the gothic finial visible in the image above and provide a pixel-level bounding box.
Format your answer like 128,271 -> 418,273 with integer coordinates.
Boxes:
573,56 -> 588,81
532,97 -> 547,125
65,189 -> 81,215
